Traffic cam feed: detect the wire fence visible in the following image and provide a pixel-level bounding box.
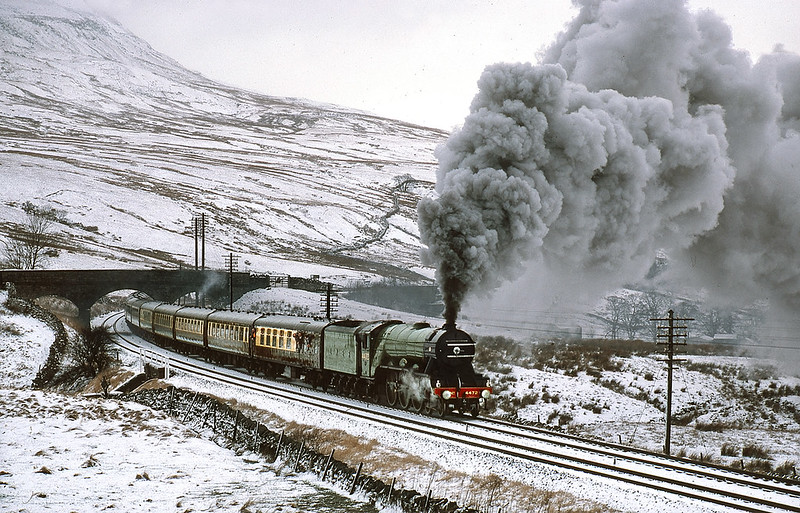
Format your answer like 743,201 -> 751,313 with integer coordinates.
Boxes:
125,386 -> 479,513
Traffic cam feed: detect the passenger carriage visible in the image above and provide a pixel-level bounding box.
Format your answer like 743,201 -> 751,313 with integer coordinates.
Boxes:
252,315 -> 327,378
205,310 -> 260,364
173,307 -> 211,348
137,300 -> 162,333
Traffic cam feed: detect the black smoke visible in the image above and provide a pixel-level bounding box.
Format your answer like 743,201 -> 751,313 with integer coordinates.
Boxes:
418,0 -> 800,325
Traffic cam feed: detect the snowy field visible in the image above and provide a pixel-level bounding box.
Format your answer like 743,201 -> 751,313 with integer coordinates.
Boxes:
0,290 -> 379,513
5,287 -> 800,512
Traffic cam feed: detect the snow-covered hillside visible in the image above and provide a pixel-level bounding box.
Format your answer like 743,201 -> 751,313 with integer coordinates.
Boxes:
0,0 -> 446,282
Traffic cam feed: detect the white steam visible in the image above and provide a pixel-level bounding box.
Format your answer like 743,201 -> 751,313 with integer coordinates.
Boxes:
418,0 -> 800,323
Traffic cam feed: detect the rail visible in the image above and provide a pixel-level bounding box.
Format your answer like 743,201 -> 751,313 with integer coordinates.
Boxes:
104,312 -> 800,513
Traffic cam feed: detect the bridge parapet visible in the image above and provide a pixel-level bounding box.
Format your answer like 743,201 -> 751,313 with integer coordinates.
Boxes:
0,269 -> 271,327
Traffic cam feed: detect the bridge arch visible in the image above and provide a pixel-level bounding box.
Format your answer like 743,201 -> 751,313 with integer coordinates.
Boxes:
0,269 -> 271,327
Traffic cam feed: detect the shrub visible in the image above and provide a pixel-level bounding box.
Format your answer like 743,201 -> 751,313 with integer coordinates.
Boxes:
586,367 -> 602,378
742,443 -> 770,460
745,459 -> 773,473
69,326 -> 114,377
695,421 -> 725,432
49,326 -> 116,388
721,443 -> 739,457
775,460 -> 797,478
690,452 -> 715,463
0,320 -> 24,336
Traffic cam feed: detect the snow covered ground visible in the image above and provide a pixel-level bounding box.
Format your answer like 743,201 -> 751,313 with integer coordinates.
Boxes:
0,388 -> 378,513
0,289 -> 379,513
3,287 -> 799,512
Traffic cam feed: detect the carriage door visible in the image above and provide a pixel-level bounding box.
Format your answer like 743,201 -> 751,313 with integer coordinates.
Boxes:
355,329 -> 368,377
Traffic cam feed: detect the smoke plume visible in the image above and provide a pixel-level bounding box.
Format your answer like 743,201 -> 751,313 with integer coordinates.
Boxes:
418,0 -> 800,324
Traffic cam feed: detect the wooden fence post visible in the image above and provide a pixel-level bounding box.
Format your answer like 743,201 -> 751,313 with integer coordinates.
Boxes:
350,462 -> 363,494
182,391 -> 199,423
294,441 -> 305,472
387,477 -> 395,503
276,430 -> 284,457
322,449 -> 335,481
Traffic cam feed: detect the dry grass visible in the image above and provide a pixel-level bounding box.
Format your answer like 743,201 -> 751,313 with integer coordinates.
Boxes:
742,443 -> 770,459
262,417 -> 618,512
83,367 -> 137,395
721,442 -> 739,457
439,472 -> 617,513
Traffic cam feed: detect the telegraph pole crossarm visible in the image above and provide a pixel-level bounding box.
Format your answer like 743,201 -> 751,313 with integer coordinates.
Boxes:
650,309 -> 693,456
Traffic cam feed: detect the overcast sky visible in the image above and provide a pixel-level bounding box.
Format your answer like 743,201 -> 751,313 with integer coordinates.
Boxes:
79,0 -> 800,130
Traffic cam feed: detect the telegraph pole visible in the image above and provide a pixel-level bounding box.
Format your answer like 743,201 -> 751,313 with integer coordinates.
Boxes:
226,252 -> 239,310
201,212 -> 206,270
651,309 -> 692,455
191,213 -> 209,270
193,216 -> 199,270
320,283 -> 338,320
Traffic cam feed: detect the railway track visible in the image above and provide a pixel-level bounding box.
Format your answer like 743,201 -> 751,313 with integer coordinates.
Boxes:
105,312 -> 800,512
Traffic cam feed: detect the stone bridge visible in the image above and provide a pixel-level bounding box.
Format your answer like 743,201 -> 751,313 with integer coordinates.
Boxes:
0,269 -> 271,327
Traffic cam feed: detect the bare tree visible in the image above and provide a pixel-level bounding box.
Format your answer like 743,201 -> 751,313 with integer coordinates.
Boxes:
601,296 -> 625,340
620,295 -> 646,340
1,202 -> 62,269
699,307 -> 735,338
639,288 -> 673,341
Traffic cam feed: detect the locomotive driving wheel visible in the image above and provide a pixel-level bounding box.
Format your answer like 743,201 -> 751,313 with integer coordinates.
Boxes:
429,396 -> 446,417
410,392 -> 424,412
386,381 -> 398,406
398,384 -> 411,410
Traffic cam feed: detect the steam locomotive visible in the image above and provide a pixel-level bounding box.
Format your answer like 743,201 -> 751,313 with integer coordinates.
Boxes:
123,294 -> 492,416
